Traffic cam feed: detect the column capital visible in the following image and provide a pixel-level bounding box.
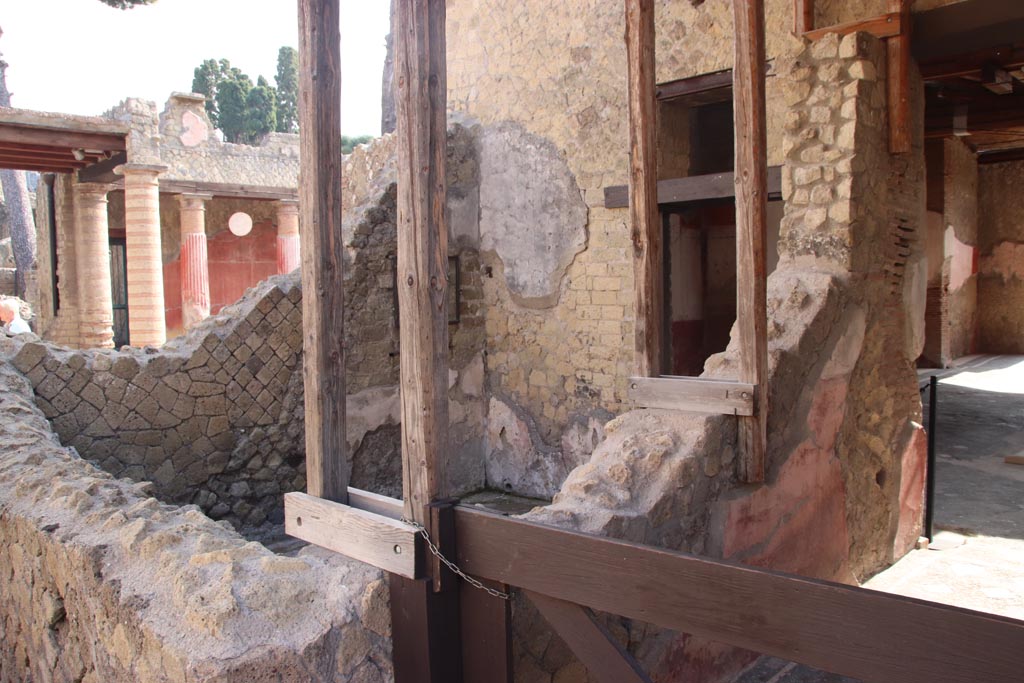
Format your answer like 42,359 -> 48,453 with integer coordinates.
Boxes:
276,198 -> 300,214
177,192 -> 214,211
115,163 -> 168,178
73,181 -> 116,198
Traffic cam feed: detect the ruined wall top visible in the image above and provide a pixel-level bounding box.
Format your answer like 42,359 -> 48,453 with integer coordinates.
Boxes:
101,93 -> 299,188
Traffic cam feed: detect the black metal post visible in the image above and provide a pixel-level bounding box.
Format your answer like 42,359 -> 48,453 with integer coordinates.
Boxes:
924,375 -> 937,542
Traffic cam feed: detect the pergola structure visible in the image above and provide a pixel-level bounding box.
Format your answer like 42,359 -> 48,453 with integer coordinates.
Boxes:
286,1 -> 1024,681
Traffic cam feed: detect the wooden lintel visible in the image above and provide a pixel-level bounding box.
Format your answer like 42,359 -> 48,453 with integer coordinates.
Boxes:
284,492 -> 419,578
604,166 -> 782,209
527,591 -> 653,683
454,506 -> 1024,683
157,179 -> 298,201
626,0 -> 663,379
732,0 -> 769,483
804,11 -> 902,42
629,376 -> 756,416
655,69 -> 732,103
887,0 -> 912,154
298,0 -> 349,502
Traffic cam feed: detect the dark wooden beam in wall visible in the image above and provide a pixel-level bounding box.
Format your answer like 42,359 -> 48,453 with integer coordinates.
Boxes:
804,12 -> 901,42
298,0 -> 348,503
977,147 -> 1024,164
656,69 -> 732,104
888,0 -> 912,154
732,0 -> 768,483
604,166 -> 782,209
626,0 -> 663,378
794,0 -> 814,34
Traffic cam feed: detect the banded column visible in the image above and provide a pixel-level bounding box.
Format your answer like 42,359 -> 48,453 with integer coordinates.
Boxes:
178,193 -> 213,330
72,181 -> 116,348
118,164 -> 168,347
276,199 -> 301,274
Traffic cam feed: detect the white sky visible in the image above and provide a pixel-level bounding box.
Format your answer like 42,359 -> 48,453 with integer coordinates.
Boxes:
1,0 -> 389,136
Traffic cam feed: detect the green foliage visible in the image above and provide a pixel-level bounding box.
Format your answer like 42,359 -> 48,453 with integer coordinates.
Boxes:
190,46 -> 297,145
341,135 -> 373,154
275,47 -> 299,134
245,84 -> 277,144
97,0 -> 155,8
216,79 -> 250,144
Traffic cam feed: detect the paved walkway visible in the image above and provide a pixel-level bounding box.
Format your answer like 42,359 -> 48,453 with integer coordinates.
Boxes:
865,355 -> 1024,621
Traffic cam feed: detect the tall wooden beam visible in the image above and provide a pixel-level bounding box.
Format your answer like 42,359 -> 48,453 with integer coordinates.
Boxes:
626,0 -> 663,378
392,2 -> 464,681
733,0 -> 769,483
888,0 -> 912,154
298,0 -> 348,502
395,0 -> 450,526
794,0 -> 814,34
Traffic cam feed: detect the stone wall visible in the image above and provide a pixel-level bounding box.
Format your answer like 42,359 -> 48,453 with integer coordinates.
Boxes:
511,32 -> 928,682
977,160 -> 1024,353
0,354 -> 391,683
942,137 -> 979,360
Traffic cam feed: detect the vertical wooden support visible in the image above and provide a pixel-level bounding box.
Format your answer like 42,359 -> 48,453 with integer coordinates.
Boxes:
887,0 -> 911,154
392,2 -> 463,681
626,0 -> 664,378
733,0 -> 768,483
460,580 -> 513,683
298,0 -> 348,502
794,0 -> 814,34
395,0 -> 450,524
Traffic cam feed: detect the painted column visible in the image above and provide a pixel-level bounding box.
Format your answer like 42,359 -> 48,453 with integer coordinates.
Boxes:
276,198 -> 301,274
178,193 -> 213,330
117,163 -> 168,347
72,181 -> 116,349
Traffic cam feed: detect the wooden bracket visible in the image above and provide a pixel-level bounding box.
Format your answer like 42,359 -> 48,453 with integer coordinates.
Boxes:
284,491 -> 420,578
527,591 -> 653,683
629,376 -> 756,415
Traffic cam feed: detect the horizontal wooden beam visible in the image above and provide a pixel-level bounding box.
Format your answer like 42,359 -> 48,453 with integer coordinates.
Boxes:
920,45 -> 1024,80
977,147 -> 1024,164
159,179 -> 298,201
0,158 -> 82,173
453,507 -> 1024,683
284,491 -> 419,578
629,376 -> 756,415
0,124 -> 126,153
656,69 -> 732,103
804,12 -> 901,42
527,591 -> 653,683
604,166 -> 782,209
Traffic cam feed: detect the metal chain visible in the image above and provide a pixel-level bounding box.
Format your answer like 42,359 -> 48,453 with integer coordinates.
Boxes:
402,518 -> 511,600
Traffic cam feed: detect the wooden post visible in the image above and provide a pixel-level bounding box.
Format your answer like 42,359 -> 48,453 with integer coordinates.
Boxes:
395,0 -> 450,525
733,0 -> 768,483
392,1 -> 464,681
298,0 -> 348,503
626,0 -> 663,378
794,0 -> 814,34
887,0 -> 911,154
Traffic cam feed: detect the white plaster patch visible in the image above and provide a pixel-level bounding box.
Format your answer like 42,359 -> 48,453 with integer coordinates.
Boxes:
981,241 -> 1024,282
459,352 -> 485,397
478,122 -> 588,305
180,110 -> 209,147
944,226 -> 976,291
346,385 -> 400,451
821,306 -> 866,380
485,397 -> 565,499
904,255 -> 928,360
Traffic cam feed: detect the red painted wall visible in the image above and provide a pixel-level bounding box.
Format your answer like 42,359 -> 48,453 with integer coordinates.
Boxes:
163,221 -> 278,339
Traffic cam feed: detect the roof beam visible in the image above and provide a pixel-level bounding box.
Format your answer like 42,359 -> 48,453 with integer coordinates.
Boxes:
0,124 -> 126,153
913,0 -> 1024,63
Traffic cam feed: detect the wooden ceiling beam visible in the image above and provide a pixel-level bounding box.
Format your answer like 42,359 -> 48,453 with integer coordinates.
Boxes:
0,124 -> 126,154
0,158 -> 81,173
977,147 -> 1024,164
913,0 -> 1024,63
804,11 -> 901,42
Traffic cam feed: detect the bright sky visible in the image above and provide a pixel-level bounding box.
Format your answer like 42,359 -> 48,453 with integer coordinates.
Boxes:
1,0 -> 389,136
